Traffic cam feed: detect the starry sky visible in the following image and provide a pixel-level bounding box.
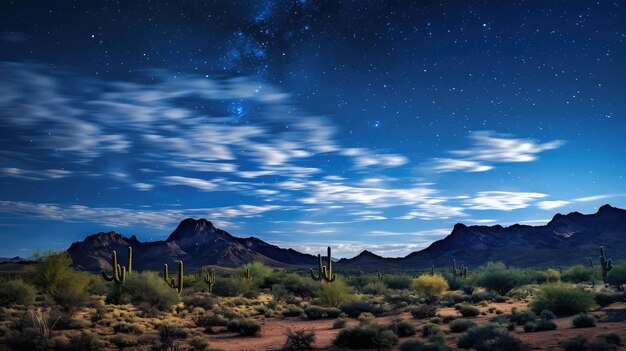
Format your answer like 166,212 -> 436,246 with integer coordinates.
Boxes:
1,1 -> 625,258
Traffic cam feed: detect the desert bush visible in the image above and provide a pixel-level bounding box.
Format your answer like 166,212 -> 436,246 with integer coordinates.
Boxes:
457,305 -> 480,317
334,324 -> 398,349
357,312 -> 375,325
227,318 -> 261,336
594,291 -> 622,306
315,280 -> 352,307
457,324 -> 525,351
420,323 -> 441,337
596,333 -> 621,346
65,332 -> 103,351
559,335 -> 618,351
607,261 -> 626,286
211,276 -> 249,297
572,313 -> 596,328
385,275 -> 412,290
184,292 -> 217,310
0,280 -> 36,306
340,299 -> 384,317
107,271 -> 178,312
282,274 -> 318,298
474,262 -> 522,295
541,269 -> 561,283
449,318 -> 477,332
523,319 -> 556,332
411,275 -> 448,297
112,322 -> 143,334
540,309 -> 556,320
282,305 -> 304,317
509,309 -> 536,325
410,304 -> 437,319
562,264 -> 600,284
303,305 -> 340,320
332,318 -> 347,329
400,339 -> 451,351
362,281 -> 387,295
441,272 -> 463,291
530,283 -> 594,316
284,329 -> 315,350
389,319 -> 417,337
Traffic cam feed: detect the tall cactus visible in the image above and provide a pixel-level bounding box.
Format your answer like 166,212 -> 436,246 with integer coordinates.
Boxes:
588,257 -> 594,268
431,265 -> 435,276
164,261 -> 184,295
451,258 -> 468,277
101,246 -> 132,284
377,272 -> 384,281
600,246 -> 613,283
310,246 -> 336,282
452,258 -> 457,275
204,269 -> 216,292
243,267 -> 252,280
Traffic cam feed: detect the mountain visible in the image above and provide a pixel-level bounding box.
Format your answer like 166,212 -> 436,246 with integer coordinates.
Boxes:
67,218 -> 317,271
338,204 -> 626,271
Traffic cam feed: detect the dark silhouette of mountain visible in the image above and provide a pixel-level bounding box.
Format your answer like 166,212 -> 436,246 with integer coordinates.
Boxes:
337,204 -> 626,271
68,218 -> 317,271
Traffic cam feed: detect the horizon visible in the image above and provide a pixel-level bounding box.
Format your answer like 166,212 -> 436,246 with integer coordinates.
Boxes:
1,2 -> 626,259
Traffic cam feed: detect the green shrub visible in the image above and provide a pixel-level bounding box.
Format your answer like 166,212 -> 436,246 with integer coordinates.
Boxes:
211,276 -> 249,297
0,280 -> 36,306
559,335 -> 618,351
284,329 -> 315,350
449,318 -> 476,333
595,292 -> 622,306
411,275 -> 448,297
474,262 -> 522,295
315,280 -> 352,307
562,264 -> 600,284
332,318 -> 346,329
65,332 -> 103,351
523,319 -> 556,332
530,283 -> 594,316
457,324 -> 525,351
607,262 -> 626,286
107,271 -> 178,312
334,324 -> 398,349
509,309 -> 536,325
340,299 -> 384,317
420,323 -> 441,337
303,305 -> 340,320
400,339 -> 451,351
410,304 -> 437,319
362,281 -> 387,295
540,309 -> 556,321
112,322 -> 143,334
572,313 -> 596,328
226,318 -> 261,336
282,305 -> 304,317
385,275 -> 412,290
357,312 -> 375,325
541,269 -> 561,283
389,319 -> 417,337
596,333 -> 621,346
458,305 -> 480,317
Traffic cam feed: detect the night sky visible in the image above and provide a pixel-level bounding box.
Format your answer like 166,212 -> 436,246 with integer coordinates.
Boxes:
1,1 -> 625,258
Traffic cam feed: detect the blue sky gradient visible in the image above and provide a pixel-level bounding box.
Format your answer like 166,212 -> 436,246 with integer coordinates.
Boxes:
0,1 -> 625,258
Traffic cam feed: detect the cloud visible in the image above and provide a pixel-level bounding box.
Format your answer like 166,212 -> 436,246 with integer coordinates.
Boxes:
431,131 -> 564,173
366,229 -> 450,237
0,200 -> 284,229
341,148 -> 408,169
0,167 -> 72,180
133,183 -> 154,191
465,191 -> 547,210
536,200 -> 571,210
572,194 -> 626,202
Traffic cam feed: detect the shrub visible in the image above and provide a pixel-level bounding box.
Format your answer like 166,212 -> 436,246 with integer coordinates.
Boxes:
595,292 -> 621,306
357,312 -> 375,325
411,275 -> 448,297
441,272 -> 463,291
53,287 -> 90,316
303,306 -> 340,320
607,261 -> 626,286
562,264 -> 600,284
340,299 -> 384,317
282,305 -> 304,317
389,319 -> 417,337
509,309 -> 536,325
542,269 -> 561,283
530,283 -> 594,316
158,324 -> 188,349
457,325 -> 525,351
385,275 -> 412,290
107,271 -> 178,312
316,280 -> 352,307
458,305 -> 480,317
596,333 -> 621,346
558,335 -> 618,351
112,322 -> 143,334
400,339 -> 451,351
65,332 -> 103,351
362,281 -> 387,295
211,276 -> 249,297
410,304 -> 437,319
449,318 -> 476,332
420,323 -> 441,337
284,329 -> 315,350
523,319 -> 556,332
334,324 -> 398,349
0,280 -> 36,306
540,309 -> 556,321
332,318 -> 346,329
572,313 -> 596,328
226,318 -> 261,336
474,262 -> 521,295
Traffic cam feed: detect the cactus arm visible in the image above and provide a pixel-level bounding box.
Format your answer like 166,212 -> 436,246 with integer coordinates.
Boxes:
163,263 -> 169,283
204,269 -> 216,292
310,254 -> 322,281
101,250 -> 120,282
127,246 -> 132,274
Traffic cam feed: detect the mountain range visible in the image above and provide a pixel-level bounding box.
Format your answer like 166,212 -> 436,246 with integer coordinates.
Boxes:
67,204 -> 626,272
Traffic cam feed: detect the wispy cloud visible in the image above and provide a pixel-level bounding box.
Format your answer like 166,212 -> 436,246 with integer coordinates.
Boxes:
536,200 -> 571,210
465,191 -> 547,210
0,167 -> 72,180
430,131 -> 564,173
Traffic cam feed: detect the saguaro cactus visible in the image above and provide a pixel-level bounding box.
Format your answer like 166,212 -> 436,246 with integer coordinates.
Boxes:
243,267 -> 252,280
164,261 -> 184,295
588,257 -> 593,268
101,246 -> 132,284
310,246 -> 336,282
204,269 -> 216,292
451,258 -> 468,277
431,265 -> 435,276
600,246 -> 613,283
377,272 -> 384,281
